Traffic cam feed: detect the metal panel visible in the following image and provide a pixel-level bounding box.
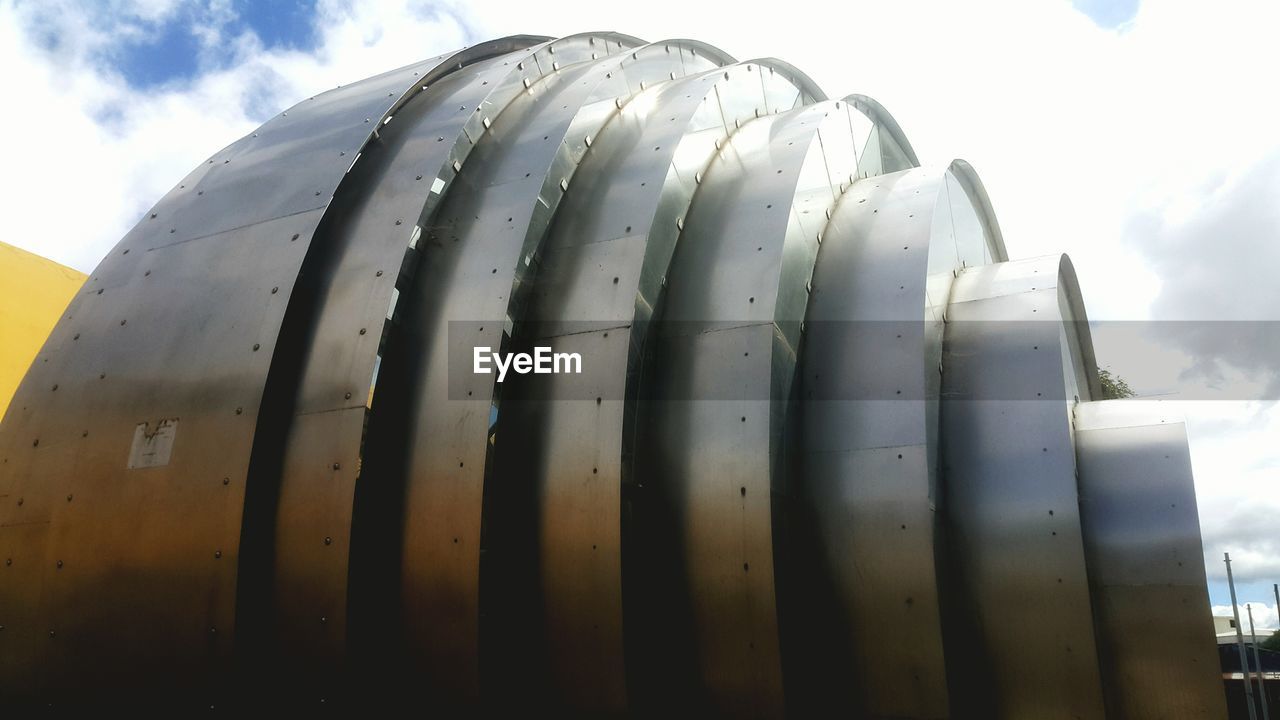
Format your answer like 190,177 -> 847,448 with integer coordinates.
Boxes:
0,35 -> 546,709
789,164 -> 997,719
631,100 -> 864,715
1074,401 -> 1228,720
0,30 -> 1230,716
487,60 -> 826,714
938,255 -> 1107,719
260,35 -> 630,704
356,39 -> 783,710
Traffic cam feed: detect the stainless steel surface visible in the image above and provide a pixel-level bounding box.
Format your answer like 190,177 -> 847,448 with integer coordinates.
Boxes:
633,98 -> 887,716
788,161 -> 1002,718
0,36 -> 548,707
1074,401 -> 1228,720
939,255 -> 1107,719
489,59 -> 823,714
0,31 -> 1228,716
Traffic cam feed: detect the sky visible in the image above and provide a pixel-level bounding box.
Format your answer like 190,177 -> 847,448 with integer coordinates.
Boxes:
0,0 -> 1275,629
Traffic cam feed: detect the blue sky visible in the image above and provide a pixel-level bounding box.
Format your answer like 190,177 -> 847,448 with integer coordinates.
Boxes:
0,0 -> 1277,629
110,2 -> 319,86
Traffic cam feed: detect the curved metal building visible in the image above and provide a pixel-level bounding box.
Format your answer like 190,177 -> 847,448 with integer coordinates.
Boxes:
0,33 -> 1226,717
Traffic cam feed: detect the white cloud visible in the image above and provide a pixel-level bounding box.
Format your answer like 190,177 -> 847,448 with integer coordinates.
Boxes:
1213,603 -> 1278,633
0,0 -> 1276,602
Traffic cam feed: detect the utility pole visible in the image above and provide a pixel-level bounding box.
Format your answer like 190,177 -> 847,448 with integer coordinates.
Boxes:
1249,603 -> 1271,720
1228,553 -> 1259,720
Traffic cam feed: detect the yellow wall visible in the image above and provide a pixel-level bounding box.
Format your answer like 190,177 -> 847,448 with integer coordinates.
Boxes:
0,242 -> 86,418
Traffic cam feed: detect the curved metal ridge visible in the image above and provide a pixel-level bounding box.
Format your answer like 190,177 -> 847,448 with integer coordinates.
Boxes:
0,32 -> 1225,718
1074,402 -> 1227,720
939,255 -> 1105,718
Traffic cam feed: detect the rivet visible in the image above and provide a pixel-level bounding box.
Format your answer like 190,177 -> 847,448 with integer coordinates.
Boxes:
415,175 -> 422,181
359,328 -> 367,335
271,287 -> 278,294
253,343 -> 260,351
291,233 -> 300,241
56,560 -> 63,568
395,219 -> 403,225
210,627 -> 217,634
144,270 -> 151,276
333,462 -> 341,470
52,384 -> 58,391
5,559 -> 10,566
222,477 -> 230,485
324,537 -> 332,545
49,630 -> 55,638
235,407 -> 243,415
66,494 -> 72,502
169,228 -> 176,234
320,616 -> 327,624
215,550 -> 222,559
375,270 -> 383,277
344,392 -> 352,400
120,319 -> 127,326
150,213 -> 157,219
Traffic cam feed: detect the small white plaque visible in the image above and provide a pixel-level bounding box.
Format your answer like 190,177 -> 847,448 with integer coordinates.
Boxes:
127,418 -> 178,469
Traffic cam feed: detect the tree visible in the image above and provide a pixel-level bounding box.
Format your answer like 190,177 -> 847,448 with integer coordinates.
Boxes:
1098,368 -> 1135,399
1263,630 -> 1280,652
